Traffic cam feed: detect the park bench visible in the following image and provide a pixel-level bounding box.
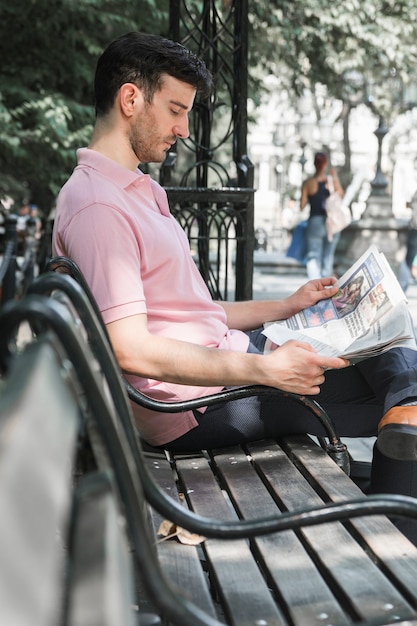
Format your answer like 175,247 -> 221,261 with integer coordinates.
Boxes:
0,300 -> 163,625
2,267 -> 417,625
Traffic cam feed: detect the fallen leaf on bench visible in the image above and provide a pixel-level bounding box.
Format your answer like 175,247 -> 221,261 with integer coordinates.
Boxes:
157,519 -> 175,537
176,527 -> 206,545
157,520 -> 205,545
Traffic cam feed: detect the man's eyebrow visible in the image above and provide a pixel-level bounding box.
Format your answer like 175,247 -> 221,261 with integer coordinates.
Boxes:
169,99 -> 189,110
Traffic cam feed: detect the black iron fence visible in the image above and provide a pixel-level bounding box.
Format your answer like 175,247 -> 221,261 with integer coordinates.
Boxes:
164,0 -> 254,302
167,187 -> 254,301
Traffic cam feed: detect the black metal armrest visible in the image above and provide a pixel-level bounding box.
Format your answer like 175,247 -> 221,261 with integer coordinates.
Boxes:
27,272 -> 356,537
2,294 -> 417,538
42,260 -> 349,470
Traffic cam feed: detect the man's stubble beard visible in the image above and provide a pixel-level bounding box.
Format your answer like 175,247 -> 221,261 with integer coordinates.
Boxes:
128,106 -> 168,165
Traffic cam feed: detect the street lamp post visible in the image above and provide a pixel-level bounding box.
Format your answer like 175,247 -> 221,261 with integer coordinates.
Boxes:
370,116 -> 389,196
297,88 -> 315,180
337,72 -> 408,276
299,141 -> 307,179
318,117 -> 333,157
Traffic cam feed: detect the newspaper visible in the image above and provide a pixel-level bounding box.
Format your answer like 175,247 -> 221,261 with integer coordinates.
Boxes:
263,244 -> 416,363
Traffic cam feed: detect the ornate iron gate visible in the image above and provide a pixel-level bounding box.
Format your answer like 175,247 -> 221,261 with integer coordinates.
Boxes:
163,0 -> 254,300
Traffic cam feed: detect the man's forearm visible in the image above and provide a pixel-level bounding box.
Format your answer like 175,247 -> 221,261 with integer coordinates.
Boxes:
111,329 -> 268,387
218,299 -> 296,331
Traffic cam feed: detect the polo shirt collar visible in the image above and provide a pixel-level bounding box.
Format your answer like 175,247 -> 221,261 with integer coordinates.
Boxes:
77,147 -> 146,189
76,147 -> 170,217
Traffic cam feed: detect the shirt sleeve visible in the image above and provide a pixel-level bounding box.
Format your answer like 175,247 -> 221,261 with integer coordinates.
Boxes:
56,203 -> 148,324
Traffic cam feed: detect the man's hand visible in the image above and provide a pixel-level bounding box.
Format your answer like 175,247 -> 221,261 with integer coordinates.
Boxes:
264,340 -> 349,395
284,277 -> 339,316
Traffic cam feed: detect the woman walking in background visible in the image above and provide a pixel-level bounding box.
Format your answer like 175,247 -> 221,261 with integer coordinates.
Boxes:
300,152 -> 344,279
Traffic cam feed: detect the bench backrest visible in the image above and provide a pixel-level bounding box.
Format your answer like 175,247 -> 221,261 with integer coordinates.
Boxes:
0,295 -> 224,626
0,339 -> 79,626
0,331 -> 146,626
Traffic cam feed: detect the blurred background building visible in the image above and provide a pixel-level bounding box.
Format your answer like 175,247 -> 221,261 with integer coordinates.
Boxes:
248,75 -> 417,262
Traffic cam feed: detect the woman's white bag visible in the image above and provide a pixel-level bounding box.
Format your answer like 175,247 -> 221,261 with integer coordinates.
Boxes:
325,175 -> 351,240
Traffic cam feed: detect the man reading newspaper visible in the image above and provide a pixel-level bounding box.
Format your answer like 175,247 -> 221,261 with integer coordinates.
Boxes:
53,32 -> 417,545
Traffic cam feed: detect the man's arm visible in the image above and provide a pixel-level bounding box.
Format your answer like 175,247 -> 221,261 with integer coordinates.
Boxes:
106,310 -> 348,396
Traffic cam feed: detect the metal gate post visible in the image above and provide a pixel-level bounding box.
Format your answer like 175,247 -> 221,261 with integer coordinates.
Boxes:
164,0 -> 254,301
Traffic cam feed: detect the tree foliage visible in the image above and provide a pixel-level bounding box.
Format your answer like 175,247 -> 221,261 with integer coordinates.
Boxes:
250,0 -> 417,104
248,0 -> 417,142
1,0 -> 417,212
247,0 -> 417,183
0,0 -> 168,212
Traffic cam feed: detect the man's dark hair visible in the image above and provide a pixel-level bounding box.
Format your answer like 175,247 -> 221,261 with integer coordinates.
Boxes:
94,31 -> 213,116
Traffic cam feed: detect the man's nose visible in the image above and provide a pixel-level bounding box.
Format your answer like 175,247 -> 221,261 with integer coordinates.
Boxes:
173,117 -> 190,139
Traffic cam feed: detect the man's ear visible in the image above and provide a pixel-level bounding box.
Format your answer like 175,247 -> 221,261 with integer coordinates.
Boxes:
119,83 -> 143,117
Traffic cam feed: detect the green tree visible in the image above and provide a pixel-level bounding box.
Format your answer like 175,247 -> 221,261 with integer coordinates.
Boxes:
0,0 -> 168,213
2,0 -> 417,212
249,0 -> 417,181
249,0 -> 417,98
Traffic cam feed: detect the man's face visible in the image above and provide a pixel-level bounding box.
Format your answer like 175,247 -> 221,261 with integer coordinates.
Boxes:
129,75 -> 196,163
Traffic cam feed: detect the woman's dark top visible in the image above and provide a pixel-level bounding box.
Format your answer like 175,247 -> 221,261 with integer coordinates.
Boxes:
308,179 -> 329,217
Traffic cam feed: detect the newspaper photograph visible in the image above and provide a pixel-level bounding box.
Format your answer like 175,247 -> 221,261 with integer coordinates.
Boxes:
263,244 -> 416,362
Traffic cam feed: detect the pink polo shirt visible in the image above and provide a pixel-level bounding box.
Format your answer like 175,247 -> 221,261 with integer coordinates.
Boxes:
53,148 -> 249,445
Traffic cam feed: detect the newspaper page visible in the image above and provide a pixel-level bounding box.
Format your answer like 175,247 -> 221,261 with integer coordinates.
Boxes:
262,244 -> 416,361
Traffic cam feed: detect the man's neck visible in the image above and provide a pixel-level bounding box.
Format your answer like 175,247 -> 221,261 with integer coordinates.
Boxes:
89,125 -> 140,171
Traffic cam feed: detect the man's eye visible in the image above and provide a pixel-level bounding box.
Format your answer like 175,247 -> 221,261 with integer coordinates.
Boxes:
171,109 -> 180,116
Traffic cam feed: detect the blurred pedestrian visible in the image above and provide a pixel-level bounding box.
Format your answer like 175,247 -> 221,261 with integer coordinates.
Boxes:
300,152 -> 344,279
399,190 -> 417,293
16,203 -> 30,253
254,227 -> 268,251
29,204 -> 42,239
16,203 -> 30,234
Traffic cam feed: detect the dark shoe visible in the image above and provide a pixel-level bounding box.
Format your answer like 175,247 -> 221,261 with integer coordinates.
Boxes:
377,406 -> 417,461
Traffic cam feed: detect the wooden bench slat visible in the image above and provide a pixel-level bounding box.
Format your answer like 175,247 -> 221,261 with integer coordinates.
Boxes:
175,454 -> 287,626
284,435 -> 417,607
144,452 -> 218,619
66,471 -> 137,626
248,438 -> 417,624
212,445 -> 351,626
